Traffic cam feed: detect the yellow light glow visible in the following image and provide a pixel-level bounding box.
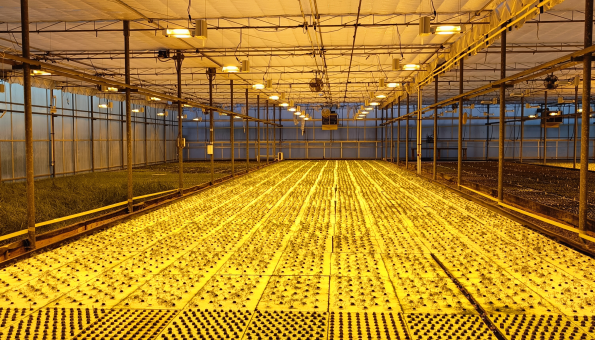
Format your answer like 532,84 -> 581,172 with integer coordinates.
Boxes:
164,28 -> 193,38
31,70 -> 51,76
269,95 -> 280,100
280,102 -> 289,107
294,111 -> 301,115
387,83 -> 399,88
376,94 -> 387,99
150,97 -> 161,101
402,64 -> 421,71
132,109 -> 140,113
434,25 -> 462,35
365,107 -> 373,110
299,112 -> 306,118
288,107 -> 297,112
222,65 -> 240,73
157,112 -> 166,116
192,118 -> 200,121
253,83 -> 265,90
370,102 -> 380,106
98,104 -> 108,109
356,117 -> 363,120
528,114 -> 537,119
183,104 -> 192,108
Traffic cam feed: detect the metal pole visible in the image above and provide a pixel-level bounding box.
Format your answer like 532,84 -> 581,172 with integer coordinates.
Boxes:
51,90 -> 56,177
21,0 -> 36,248
381,107 -> 385,159
273,104 -> 276,159
520,97 -> 525,163
574,82 -> 579,168
486,104 -> 490,160
90,94 -> 94,172
230,79 -> 234,176
406,93 -> 409,169
433,76 -> 438,180
397,96 -> 401,165
257,95 -> 260,163
390,104 -> 394,161
543,90 -> 548,164
266,100 -> 269,164
458,58 -> 464,190
144,106 -> 148,166
124,20 -> 134,212
498,29 -> 506,202
175,51 -> 184,194
245,89 -> 249,172
579,0 -> 593,232
417,88 -> 423,175
207,68 -> 215,185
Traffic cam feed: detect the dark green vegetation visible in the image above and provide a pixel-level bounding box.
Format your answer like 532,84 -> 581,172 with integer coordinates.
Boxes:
0,161 -> 262,238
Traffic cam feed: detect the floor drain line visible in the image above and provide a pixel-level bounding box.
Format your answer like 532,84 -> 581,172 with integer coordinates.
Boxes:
430,253 -> 507,340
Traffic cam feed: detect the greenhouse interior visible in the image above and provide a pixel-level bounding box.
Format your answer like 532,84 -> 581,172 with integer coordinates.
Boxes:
1,0 -> 595,339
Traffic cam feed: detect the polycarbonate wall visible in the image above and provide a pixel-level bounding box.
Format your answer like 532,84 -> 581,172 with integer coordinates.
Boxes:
182,103 -> 595,161
0,82 -> 179,182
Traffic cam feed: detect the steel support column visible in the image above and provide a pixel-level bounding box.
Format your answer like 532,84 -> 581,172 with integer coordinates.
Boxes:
90,94 -> 94,172
417,88 -> 423,175
520,97 -> 525,162
273,104 -> 276,159
579,0 -> 593,232
543,90 -> 548,164
230,80 -> 234,176
245,89 -> 249,172
381,107 -> 384,159
458,58 -> 464,190
257,96 -> 261,163
21,0 -> 35,248
433,76 -> 438,180
406,93 -> 409,169
175,51 -> 184,194
397,97 -> 401,165
498,29 -> 506,202
390,104 -> 394,161
124,21 -> 134,212
266,100 -> 269,164
207,68 -> 216,185
574,82 -> 579,169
